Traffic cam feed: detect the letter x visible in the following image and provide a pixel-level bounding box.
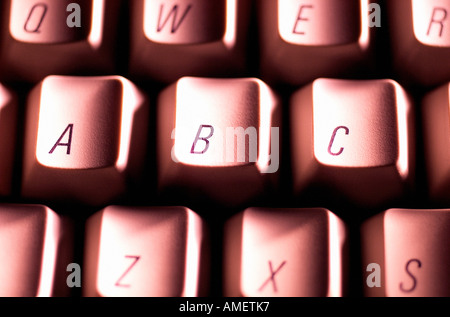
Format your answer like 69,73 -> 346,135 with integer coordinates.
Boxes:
258,260 -> 286,292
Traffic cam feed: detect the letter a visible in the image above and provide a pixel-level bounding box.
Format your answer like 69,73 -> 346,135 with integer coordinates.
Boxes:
66,263 -> 81,288
368,3 -> 381,27
67,3 -> 82,28
366,263 -> 381,288
49,124 -> 74,154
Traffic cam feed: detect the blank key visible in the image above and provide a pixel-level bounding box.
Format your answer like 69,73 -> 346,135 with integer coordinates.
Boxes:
223,207 -> 348,297
83,206 -> 209,297
0,204 -> 70,297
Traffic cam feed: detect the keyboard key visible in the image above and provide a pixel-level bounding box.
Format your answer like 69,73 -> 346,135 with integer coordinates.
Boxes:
422,82 -> 450,203
223,207 -> 348,297
129,0 -> 251,83
258,0 -> 374,85
290,78 -> 415,206
157,77 -> 280,206
21,75 -> 149,206
361,208 -> 450,297
0,0 -> 121,82
389,0 -> 450,86
0,204 -> 70,297
83,206 -> 208,297
0,84 -> 17,196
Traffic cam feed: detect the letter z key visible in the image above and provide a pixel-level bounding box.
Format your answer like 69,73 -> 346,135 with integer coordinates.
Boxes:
290,78 -> 415,206
83,206 -> 208,296
21,75 -> 148,206
157,77 -> 280,206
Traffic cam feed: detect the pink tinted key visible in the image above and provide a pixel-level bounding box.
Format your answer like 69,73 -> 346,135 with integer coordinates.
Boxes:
361,208 -> 450,297
258,0 -> 374,85
157,77 -> 280,206
388,0 -> 450,86
0,204 -> 71,297
290,78 -> 415,206
223,207 -> 348,297
21,75 -> 148,206
422,82 -> 450,203
0,0 -> 120,82
83,206 -> 209,297
0,84 -> 17,197
129,0 -> 251,83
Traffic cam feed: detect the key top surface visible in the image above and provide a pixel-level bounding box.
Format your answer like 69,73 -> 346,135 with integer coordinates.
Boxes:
290,78 -> 415,206
361,208 -> 450,297
258,0 -> 373,85
277,0 -> 361,46
157,77 -> 280,206
21,75 -> 148,206
389,0 -> 450,86
9,0 -> 91,44
143,0 -> 226,44
223,207 -> 348,297
129,0 -> 251,83
83,206 -> 208,297
0,0 -> 120,82
0,204 -> 69,297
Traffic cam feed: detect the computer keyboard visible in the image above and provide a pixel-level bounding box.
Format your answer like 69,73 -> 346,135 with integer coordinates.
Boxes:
0,0 -> 449,301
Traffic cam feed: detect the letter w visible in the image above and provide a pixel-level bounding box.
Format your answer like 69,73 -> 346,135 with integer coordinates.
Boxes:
157,4 -> 192,33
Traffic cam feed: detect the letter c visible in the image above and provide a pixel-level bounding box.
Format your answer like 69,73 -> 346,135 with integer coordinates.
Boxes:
328,126 -> 349,156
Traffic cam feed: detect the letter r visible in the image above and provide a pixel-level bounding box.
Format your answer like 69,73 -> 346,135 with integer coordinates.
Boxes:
191,124 -> 214,154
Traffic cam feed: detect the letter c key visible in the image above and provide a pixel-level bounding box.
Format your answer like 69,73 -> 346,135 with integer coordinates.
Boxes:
328,126 -> 349,156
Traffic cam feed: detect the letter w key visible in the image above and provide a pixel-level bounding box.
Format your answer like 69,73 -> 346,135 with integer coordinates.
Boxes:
143,0 -> 226,44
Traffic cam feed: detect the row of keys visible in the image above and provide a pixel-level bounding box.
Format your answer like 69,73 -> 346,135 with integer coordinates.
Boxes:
1,0 -> 450,86
2,75 -> 450,207
0,203 -> 448,297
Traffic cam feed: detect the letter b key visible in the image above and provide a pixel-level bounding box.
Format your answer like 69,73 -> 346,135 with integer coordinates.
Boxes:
157,77 -> 280,206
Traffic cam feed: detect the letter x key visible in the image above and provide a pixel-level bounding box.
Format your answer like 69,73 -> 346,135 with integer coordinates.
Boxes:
258,260 -> 286,292
223,207 -> 348,297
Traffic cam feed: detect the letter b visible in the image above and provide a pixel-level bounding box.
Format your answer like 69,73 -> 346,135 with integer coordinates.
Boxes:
191,124 -> 214,154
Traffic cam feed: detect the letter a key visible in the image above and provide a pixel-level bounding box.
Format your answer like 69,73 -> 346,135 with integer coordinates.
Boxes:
21,75 -> 148,206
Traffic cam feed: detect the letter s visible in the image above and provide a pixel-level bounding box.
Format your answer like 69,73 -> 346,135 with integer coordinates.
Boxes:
399,258 -> 421,292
